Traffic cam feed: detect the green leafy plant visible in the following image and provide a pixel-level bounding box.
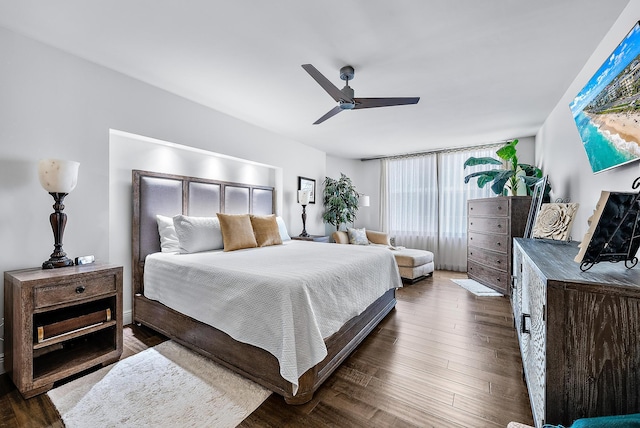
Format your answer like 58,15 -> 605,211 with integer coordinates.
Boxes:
322,173 -> 360,230
463,139 -> 544,196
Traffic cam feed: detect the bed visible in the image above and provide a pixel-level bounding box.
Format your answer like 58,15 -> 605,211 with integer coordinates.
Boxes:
131,169 -> 400,404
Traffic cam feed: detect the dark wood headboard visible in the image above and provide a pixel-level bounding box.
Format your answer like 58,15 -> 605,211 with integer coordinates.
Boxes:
131,169 -> 275,295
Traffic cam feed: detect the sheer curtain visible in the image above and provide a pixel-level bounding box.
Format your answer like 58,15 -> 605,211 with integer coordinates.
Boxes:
381,146 -> 496,271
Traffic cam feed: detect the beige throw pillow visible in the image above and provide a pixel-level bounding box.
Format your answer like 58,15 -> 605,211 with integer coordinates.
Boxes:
366,230 -> 390,246
216,213 -> 258,252
250,215 -> 282,247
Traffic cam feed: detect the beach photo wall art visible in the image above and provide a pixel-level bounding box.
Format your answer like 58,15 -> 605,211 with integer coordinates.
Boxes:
570,21 -> 640,174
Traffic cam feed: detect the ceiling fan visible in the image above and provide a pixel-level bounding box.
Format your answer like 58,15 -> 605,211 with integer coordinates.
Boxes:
301,64 -> 420,124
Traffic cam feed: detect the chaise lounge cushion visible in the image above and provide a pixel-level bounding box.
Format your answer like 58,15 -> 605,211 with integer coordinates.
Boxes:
394,248 -> 434,268
332,229 -> 434,282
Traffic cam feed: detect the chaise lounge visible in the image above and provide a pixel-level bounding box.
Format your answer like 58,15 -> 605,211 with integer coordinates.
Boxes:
332,229 -> 434,284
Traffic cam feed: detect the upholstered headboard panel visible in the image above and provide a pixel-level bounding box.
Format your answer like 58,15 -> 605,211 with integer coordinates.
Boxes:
132,169 -> 275,295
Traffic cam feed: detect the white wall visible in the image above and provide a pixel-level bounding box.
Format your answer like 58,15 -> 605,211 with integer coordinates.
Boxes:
0,27 -> 327,363
325,155 -> 381,234
536,2 -> 640,239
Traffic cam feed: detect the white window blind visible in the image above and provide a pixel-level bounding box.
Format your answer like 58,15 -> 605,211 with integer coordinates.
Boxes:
381,146 -> 497,271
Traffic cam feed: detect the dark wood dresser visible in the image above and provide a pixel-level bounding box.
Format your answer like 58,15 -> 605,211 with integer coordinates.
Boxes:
467,196 -> 531,294
512,238 -> 640,427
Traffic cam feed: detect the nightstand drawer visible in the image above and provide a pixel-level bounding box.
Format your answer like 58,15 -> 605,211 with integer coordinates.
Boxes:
468,231 -> 508,253
34,274 -> 116,309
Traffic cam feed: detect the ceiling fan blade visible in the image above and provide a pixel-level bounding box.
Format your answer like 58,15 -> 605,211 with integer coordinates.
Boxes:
353,97 -> 420,109
313,106 -> 343,124
302,64 -> 347,102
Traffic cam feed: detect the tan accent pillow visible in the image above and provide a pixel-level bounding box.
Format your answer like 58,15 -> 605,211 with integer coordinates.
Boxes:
216,213 -> 258,252
332,231 -> 349,244
366,230 -> 391,246
250,214 -> 282,247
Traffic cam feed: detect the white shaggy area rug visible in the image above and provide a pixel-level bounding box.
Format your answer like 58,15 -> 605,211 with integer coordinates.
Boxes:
451,278 -> 503,296
47,341 -> 271,428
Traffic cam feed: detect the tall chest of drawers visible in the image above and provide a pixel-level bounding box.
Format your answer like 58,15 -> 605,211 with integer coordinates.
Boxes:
467,196 -> 531,294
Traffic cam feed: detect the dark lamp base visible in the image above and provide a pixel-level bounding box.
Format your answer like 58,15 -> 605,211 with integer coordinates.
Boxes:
299,232 -> 310,237
42,257 -> 75,269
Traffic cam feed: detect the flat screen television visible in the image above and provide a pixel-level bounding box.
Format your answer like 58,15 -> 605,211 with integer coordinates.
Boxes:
570,21 -> 640,174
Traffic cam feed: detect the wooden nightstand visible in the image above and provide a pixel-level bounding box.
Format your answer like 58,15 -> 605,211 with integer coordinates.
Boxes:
4,263 -> 123,398
291,235 -> 330,243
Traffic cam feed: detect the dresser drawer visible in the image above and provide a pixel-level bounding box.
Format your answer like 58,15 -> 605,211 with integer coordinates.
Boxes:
468,231 -> 508,253
468,216 -> 508,234
468,246 -> 508,272
468,199 -> 509,217
467,261 -> 509,294
34,274 -> 116,309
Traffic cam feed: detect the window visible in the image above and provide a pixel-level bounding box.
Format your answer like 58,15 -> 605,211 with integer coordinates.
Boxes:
382,146 -> 497,271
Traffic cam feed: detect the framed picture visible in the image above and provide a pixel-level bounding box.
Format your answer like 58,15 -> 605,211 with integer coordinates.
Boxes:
532,202 -> 579,241
298,176 -> 316,204
569,21 -> 640,173
524,176 -> 548,238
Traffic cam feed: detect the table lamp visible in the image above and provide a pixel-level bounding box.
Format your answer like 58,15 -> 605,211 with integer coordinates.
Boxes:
298,190 -> 310,237
38,159 -> 80,269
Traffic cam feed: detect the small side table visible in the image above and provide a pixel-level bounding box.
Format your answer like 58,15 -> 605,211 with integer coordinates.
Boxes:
291,235 -> 330,243
4,263 -> 123,398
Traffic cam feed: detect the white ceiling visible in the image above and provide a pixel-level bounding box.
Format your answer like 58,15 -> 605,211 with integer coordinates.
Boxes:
0,1 -> 631,159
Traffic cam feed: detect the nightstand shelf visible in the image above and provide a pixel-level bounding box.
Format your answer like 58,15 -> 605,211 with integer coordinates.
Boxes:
4,263 -> 123,398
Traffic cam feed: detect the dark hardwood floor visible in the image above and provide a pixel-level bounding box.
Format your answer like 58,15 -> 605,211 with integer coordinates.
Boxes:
0,271 -> 534,427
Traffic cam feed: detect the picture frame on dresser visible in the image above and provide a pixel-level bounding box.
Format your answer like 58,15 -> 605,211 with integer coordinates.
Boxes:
524,176 -> 547,239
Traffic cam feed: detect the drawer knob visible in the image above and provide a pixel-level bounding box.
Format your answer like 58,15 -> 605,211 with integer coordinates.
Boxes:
496,242 -> 501,246
497,224 -> 502,228
75,285 -> 86,294
496,260 -> 501,264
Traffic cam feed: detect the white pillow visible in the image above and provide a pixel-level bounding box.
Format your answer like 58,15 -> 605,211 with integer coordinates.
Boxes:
276,216 -> 291,241
156,215 -> 180,253
172,215 -> 224,253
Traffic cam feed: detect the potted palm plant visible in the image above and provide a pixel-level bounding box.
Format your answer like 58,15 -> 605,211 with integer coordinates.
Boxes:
322,173 -> 360,230
463,139 -> 546,196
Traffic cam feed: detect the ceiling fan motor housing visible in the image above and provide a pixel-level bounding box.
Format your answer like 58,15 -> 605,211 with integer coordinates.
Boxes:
339,65 -> 355,81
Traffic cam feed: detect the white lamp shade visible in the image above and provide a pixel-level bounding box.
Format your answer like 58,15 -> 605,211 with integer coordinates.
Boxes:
38,159 -> 80,193
360,195 -> 370,207
298,190 -> 310,205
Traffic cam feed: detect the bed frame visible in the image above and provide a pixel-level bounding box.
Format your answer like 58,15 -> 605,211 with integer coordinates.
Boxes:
131,169 -> 396,404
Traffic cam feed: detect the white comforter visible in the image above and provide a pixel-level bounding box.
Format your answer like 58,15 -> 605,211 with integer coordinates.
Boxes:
143,240 -> 401,394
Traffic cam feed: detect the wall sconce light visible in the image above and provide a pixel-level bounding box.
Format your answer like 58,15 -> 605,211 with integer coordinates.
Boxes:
38,159 -> 80,269
298,189 -> 310,237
